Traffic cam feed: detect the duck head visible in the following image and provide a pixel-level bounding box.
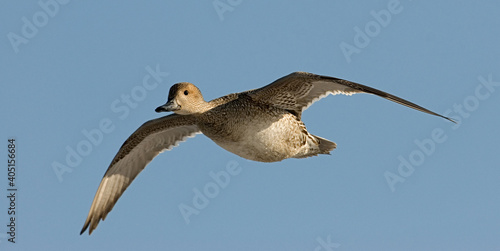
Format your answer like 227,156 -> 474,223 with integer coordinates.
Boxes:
155,82 -> 207,115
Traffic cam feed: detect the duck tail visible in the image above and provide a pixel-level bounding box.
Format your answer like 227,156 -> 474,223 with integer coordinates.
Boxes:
313,135 -> 337,155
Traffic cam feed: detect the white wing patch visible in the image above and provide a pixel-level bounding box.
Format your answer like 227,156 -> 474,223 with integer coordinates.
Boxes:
301,90 -> 357,112
299,79 -> 362,112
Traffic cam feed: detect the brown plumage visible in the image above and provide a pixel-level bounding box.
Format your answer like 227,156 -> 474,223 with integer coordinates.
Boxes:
80,72 -> 454,235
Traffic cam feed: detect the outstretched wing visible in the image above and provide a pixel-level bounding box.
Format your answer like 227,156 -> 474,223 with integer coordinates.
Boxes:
249,72 -> 455,122
80,114 -> 200,235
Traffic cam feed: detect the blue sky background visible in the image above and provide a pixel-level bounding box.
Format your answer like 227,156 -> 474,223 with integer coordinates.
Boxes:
1,0 -> 500,250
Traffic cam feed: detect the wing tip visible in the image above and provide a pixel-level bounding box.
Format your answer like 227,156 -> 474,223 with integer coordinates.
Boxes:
441,115 -> 457,124
80,216 -> 99,235
80,221 -> 90,235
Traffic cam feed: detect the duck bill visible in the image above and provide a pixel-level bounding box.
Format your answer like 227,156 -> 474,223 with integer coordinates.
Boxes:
155,99 -> 180,113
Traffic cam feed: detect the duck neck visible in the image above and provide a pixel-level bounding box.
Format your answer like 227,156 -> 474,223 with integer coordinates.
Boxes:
185,100 -> 212,115
196,101 -> 213,113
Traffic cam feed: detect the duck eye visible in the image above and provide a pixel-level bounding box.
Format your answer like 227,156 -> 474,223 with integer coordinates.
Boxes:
184,90 -> 189,95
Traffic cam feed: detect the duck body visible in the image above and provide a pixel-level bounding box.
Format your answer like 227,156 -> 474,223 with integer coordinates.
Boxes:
196,93 -> 335,162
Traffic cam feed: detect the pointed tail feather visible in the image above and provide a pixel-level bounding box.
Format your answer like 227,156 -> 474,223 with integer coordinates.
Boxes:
314,135 -> 337,154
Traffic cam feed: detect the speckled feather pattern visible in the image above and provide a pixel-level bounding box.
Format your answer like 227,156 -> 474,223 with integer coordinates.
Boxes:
197,93 -> 318,162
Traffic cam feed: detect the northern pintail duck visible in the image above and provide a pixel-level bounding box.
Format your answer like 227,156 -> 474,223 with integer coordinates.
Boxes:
81,72 -> 454,234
